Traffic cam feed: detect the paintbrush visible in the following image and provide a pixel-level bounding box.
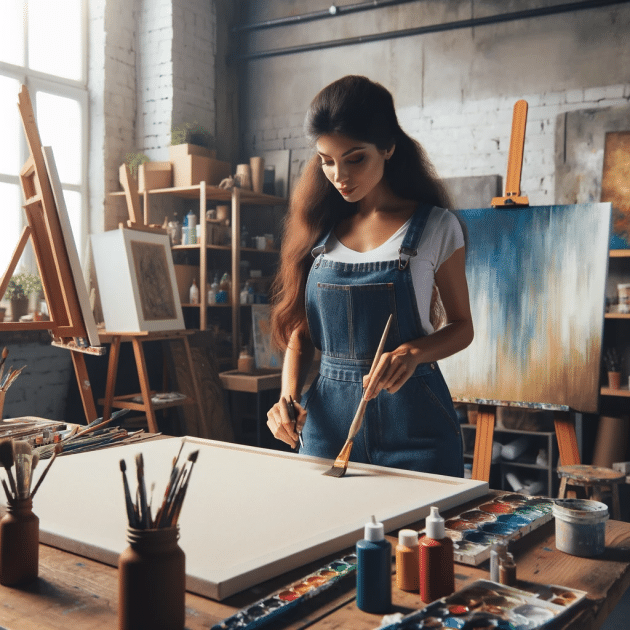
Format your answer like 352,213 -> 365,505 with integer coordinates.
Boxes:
323,314 -> 393,478
13,440 -> 32,499
136,453 -> 149,528
168,450 -> 199,526
120,459 -> 138,528
30,443 -> 63,499
0,439 -> 18,498
0,347 -> 8,385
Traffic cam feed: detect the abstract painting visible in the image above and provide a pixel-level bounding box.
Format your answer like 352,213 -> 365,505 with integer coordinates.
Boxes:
439,203 -> 611,414
601,131 -> 630,249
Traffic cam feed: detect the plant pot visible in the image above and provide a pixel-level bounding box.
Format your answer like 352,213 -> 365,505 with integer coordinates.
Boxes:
608,371 -> 622,389
10,297 -> 29,322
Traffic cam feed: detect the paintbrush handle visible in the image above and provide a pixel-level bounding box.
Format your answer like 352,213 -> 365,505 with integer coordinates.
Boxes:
346,314 -> 393,442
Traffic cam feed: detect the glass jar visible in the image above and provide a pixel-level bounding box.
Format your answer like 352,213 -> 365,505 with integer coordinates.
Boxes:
0,497 -> 39,586
118,526 -> 185,630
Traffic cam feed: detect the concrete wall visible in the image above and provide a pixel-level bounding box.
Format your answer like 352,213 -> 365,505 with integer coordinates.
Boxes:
237,0 -> 630,206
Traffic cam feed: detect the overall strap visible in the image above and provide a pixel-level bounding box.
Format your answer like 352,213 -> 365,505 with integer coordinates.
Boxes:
398,204 -> 433,270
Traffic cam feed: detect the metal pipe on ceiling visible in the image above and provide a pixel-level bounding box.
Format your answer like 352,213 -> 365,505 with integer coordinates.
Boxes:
232,0 -> 421,33
234,0 -> 630,61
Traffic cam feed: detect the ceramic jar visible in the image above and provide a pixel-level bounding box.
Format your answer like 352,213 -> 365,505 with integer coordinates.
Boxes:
118,526 -> 186,630
0,497 -> 39,586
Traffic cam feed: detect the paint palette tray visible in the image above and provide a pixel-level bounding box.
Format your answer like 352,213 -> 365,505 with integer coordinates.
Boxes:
211,553 -> 357,630
379,579 -> 587,630
426,494 -> 554,566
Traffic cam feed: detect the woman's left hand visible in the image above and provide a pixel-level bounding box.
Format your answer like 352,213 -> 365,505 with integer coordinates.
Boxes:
362,345 -> 419,400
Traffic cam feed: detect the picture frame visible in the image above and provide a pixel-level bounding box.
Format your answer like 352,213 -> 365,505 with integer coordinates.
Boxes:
91,228 -> 185,332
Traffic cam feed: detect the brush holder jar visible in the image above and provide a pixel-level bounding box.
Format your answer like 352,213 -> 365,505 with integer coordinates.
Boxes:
118,526 -> 185,630
0,497 -> 39,586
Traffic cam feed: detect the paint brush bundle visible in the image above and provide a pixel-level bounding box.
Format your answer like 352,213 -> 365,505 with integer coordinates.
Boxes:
0,438 -> 62,505
120,441 -> 200,530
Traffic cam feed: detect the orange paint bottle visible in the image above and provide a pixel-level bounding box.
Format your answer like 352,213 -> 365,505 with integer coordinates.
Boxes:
396,529 -> 419,591
419,506 -> 454,603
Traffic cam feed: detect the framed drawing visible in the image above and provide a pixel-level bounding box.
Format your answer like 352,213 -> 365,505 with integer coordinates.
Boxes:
91,228 -> 184,332
440,203 -> 611,414
251,304 -> 282,369
42,146 -> 101,347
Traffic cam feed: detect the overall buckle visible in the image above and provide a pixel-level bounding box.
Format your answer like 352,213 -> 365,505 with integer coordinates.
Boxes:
398,247 -> 417,270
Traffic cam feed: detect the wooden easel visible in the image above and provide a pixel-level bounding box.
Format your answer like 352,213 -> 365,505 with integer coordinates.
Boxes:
0,85 -> 103,423
471,99 -> 581,482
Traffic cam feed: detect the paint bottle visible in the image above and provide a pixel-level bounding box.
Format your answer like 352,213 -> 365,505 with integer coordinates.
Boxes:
189,279 -> 199,304
118,526 -> 185,630
419,506 -> 454,603
0,497 -> 39,586
396,529 -> 419,592
356,515 -> 392,613
499,552 -> 517,586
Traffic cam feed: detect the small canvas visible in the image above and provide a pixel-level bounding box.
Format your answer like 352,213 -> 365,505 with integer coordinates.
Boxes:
251,304 -> 282,369
91,228 -> 184,332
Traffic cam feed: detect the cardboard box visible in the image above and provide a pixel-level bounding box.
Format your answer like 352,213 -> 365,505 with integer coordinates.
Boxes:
171,153 -> 232,188
138,161 -> 173,191
169,143 -> 216,160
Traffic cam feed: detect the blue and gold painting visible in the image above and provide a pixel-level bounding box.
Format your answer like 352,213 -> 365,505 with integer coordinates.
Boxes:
440,203 -> 612,414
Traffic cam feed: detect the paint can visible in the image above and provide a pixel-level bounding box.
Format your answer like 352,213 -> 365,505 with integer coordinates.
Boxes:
552,499 -> 608,557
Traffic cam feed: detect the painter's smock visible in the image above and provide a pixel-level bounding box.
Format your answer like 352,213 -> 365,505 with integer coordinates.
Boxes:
301,206 -> 464,476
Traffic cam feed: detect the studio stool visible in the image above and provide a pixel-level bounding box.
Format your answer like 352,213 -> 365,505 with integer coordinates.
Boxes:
557,464 -> 624,520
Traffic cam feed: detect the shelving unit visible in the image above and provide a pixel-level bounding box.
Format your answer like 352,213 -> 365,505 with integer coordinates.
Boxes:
112,182 -> 286,366
461,424 -> 558,496
602,249 -> 630,404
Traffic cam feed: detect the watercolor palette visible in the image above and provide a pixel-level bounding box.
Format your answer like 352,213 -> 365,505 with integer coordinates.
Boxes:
425,494 -> 554,566
211,553 -> 358,630
379,579 -> 587,630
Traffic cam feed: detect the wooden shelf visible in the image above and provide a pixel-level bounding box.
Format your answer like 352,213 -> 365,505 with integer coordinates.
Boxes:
601,386 -> 630,397
610,249 -> 630,257
605,313 -> 630,319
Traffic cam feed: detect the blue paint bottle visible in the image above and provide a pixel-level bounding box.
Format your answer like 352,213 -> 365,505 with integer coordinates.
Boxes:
356,515 -> 392,613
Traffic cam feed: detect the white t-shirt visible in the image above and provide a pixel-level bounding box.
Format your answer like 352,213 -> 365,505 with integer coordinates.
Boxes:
323,207 -> 464,334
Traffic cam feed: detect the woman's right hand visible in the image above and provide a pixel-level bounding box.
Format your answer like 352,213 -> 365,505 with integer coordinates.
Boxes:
267,397 -> 306,449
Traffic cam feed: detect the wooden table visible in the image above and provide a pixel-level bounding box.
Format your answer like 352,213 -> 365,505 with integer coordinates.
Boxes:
2,492 -> 630,629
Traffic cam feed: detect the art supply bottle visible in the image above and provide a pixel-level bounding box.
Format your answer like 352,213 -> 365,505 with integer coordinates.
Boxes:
238,347 -> 254,373
186,210 -> 197,244
0,497 -> 39,586
419,506 -> 454,602
490,539 -> 507,582
118,526 -> 185,630
396,529 -> 419,592
189,279 -> 199,305
499,552 -> 517,586
356,515 -> 392,613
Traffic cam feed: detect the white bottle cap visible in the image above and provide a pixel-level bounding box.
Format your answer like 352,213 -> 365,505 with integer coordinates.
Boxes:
426,506 -> 445,539
398,529 -> 418,547
364,515 -> 384,542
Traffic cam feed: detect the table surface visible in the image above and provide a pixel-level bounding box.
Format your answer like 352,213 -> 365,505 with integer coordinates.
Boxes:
1,491 -> 629,630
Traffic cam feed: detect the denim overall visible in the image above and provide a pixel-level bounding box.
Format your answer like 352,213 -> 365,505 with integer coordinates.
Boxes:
301,206 -> 464,477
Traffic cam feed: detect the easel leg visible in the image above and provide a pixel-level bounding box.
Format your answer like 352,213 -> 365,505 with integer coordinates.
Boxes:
71,351 -> 97,423
472,405 -> 496,483
103,336 -> 121,421
554,411 -> 581,466
182,337 -> 204,437
131,338 -> 159,434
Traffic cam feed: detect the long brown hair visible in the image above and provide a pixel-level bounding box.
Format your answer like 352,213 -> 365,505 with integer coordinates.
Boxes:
271,76 -> 452,350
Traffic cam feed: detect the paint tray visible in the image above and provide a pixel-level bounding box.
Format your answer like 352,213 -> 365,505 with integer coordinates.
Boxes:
379,579 -> 587,630
420,493 -> 554,566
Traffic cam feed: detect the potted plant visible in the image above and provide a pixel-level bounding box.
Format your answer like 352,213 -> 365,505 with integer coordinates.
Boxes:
5,271 -> 42,322
604,348 -> 622,389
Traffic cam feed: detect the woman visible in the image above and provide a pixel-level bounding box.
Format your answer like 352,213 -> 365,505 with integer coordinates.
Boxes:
266,75 -> 473,476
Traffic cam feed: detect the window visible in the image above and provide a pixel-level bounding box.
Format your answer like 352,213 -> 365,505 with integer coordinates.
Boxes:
0,0 -> 87,282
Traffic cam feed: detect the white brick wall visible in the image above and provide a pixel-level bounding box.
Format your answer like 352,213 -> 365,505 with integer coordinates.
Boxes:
242,83 -> 630,206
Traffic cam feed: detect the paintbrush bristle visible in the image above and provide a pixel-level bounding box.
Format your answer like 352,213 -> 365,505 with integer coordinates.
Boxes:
188,450 -> 199,463
0,439 -> 15,468
13,440 -> 31,456
32,451 -> 39,470
120,459 -> 126,472
1,347 -> 7,360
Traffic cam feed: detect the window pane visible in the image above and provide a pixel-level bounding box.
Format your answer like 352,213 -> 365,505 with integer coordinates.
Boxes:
36,92 -> 81,185
0,1 -> 25,67
28,0 -> 82,80
62,189 -> 83,255
0,76 -> 22,176
0,183 -> 23,280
